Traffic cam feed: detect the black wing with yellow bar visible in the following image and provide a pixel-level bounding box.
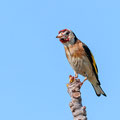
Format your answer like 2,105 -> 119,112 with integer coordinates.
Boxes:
82,43 -> 100,85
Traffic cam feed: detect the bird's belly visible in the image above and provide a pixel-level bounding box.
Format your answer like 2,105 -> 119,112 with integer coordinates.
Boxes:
69,56 -> 93,77
69,57 -> 85,76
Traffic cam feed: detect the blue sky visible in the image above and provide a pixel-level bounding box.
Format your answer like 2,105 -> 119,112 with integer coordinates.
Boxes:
0,0 -> 120,120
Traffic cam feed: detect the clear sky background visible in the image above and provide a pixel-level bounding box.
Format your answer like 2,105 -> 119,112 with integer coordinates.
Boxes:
0,0 -> 120,120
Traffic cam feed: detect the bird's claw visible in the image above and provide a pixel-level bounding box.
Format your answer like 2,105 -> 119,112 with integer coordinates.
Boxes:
80,82 -> 83,87
75,73 -> 78,78
79,76 -> 88,87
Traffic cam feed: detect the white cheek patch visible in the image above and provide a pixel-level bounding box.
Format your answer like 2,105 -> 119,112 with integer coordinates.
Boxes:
69,33 -> 75,45
69,33 -> 74,39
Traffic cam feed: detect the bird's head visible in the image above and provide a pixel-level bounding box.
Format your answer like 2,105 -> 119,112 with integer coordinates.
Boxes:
56,29 -> 77,46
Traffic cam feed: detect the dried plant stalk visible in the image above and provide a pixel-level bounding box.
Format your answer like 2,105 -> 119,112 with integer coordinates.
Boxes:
67,77 -> 87,120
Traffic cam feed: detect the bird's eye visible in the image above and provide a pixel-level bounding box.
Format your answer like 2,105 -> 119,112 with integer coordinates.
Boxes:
66,32 -> 70,35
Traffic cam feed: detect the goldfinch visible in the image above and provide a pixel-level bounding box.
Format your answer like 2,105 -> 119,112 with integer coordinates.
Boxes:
56,29 -> 106,97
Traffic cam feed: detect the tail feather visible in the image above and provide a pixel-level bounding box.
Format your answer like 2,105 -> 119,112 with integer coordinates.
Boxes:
92,84 -> 106,97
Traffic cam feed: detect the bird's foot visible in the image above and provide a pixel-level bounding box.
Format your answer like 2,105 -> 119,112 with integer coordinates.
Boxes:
75,73 -> 78,78
80,82 -> 83,87
80,76 -> 88,87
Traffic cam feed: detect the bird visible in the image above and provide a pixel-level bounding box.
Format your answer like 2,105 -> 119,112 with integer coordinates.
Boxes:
56,29 -> 106,97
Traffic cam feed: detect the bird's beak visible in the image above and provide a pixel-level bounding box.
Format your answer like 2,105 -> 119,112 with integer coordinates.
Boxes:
56,34 -> 63,38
